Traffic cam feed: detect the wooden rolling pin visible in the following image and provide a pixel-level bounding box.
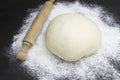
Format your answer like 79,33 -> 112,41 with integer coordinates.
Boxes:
17,0 -> 55,61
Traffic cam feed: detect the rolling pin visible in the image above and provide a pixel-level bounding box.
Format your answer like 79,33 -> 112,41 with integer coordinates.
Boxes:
17,0 -> 55,61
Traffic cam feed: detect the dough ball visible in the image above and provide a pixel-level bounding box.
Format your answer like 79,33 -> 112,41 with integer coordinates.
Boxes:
45,13 -> 101,62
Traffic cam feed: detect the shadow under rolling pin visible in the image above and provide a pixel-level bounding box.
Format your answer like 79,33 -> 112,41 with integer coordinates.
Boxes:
17,0 -> 55,61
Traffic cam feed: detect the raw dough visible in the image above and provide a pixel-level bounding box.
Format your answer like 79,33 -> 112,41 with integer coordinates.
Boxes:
45,13 -> 101,61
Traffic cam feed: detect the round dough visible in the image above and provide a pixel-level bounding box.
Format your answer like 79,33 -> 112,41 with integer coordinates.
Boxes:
45,13 -> 101,61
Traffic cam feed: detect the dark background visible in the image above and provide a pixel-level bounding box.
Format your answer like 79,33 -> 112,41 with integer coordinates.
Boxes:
0,0 -> 120,80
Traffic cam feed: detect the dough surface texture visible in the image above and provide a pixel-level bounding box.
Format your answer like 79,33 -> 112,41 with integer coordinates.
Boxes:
45,13 -> 101,61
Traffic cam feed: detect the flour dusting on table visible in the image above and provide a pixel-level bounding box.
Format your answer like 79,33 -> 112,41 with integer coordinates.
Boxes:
10,1 -> 120,80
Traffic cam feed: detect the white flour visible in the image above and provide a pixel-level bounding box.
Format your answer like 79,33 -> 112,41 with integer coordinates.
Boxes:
10,1 -> 120,80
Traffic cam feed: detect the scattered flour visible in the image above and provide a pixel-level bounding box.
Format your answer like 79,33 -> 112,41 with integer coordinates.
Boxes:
10,1 -> 120,80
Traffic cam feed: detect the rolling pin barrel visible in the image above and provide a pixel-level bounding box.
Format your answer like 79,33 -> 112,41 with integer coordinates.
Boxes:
17,0 -> 55,61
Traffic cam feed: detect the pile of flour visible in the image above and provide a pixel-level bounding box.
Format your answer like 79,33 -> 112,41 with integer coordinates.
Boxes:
10,1 -> 120,80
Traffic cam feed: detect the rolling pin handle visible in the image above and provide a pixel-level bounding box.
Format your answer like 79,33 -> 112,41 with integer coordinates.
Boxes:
17,41 -> 32,61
